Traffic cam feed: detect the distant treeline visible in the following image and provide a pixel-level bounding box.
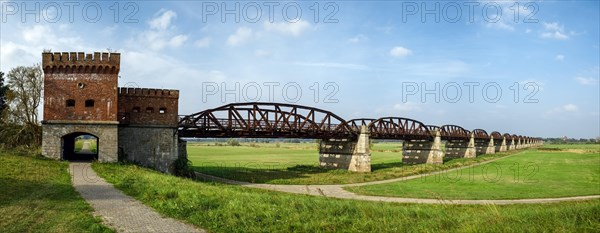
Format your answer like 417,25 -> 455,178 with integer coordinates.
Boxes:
542,137 -> 599,144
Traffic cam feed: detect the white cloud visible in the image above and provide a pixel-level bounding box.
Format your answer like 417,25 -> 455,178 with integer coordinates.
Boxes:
486,20 -> 515,31
168,35 -> 188,47
23,25 -> 52,43
540,22 -> 569,40
130,9 -> 188,50
149,10 -> 177,30
263,20 -> 311,37
555,54 -> 565,61
227,27 -> 254,46
545,104 -> 579,116
194,37 -> 211,48
254,49 -> 271,57
389,46 -> 412,57
393,102 -> 421,111
574,77 -> 598,85
348,34 -> 367,43
563,104 -> 578,112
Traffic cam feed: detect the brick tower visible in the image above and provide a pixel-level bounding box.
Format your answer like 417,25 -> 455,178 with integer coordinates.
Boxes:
41,52 -> 120,162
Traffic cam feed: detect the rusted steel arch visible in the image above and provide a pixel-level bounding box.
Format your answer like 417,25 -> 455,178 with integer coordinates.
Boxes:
178,102 -> 354,139
427,125 -> 440,132
472,129 -> 490,139
440,125 -> 471,140
511,134 -> 519,141
503,133 -> 513,140
347,118 -> 377,132
368,117 -> 432,140
491,131 -> 502,139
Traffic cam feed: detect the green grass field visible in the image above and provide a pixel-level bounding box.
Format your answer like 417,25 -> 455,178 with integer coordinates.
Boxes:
74,138 -> 98,153
188,142 -> 508,184
0,153 -> 112,233
347,145 -> 600,199
92,162 -> 600,232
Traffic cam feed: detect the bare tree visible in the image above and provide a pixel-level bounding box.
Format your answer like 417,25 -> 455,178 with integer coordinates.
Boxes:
5,64 -> 43,125
1,64 -> 43,148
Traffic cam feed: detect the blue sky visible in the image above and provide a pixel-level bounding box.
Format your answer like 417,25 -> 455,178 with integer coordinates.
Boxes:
1,1 -> 598,138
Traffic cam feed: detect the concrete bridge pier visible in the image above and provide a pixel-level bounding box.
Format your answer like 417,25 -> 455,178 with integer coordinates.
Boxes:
319,125 -> 371,172
508,138 -> 516,150
495,137 -> 507,152
475,137 -> 495,155
402,130 -> 444,164
444,134 -> 476,159
516,138 -> 522,149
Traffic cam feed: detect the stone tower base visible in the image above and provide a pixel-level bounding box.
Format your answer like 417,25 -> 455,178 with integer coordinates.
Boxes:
118,126 -> 180,173
42,122 -> 118,162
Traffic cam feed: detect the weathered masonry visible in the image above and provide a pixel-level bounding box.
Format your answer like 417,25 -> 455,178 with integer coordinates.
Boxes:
41,52 -> 182,173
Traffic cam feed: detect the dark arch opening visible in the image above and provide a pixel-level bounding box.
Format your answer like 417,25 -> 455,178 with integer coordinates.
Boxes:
62,132 -> 99,161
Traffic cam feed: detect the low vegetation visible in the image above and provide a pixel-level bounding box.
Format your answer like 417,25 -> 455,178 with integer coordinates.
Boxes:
93,161 -> 600,232
0,152 -> 112,233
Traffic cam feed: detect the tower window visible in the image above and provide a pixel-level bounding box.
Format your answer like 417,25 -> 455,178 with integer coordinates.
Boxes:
66,99 -> 75,107
132,107 -> 140,113
85,100 -> 95,107
159,108 -> 166,114
146,107 -> 154,113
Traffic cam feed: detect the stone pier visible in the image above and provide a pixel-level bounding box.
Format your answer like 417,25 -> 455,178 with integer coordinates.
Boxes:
494,137 -> 507,152
508,138 -> 516,150
319,125 -> 371,172
445,134 -> 476,159
402,130 -> 444,164
475,137 -> 495,155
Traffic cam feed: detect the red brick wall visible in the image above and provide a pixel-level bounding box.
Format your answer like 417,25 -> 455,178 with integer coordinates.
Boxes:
42,52 -> 120,122
118,88 -> 179,126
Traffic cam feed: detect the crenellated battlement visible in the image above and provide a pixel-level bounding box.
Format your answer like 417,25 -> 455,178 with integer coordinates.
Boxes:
42,52 -> 120,73
118,87 -> 179,98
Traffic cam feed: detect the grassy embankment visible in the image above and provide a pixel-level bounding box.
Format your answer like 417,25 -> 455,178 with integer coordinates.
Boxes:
0,152 -> 112,233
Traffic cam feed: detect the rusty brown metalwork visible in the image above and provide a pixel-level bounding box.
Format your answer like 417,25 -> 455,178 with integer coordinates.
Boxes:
490,131 -> 502,140
178,102 -> 354,139
368,117 -> 432,140
427,125 -> 440,132
347,118 -> 377,132
440,125 -> 471,140
472,129 -> 490,139
177,102 -> 540,141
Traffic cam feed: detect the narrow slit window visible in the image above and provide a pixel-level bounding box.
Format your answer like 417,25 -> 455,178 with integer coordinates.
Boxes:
85,100 -> 94,107
66,99 -> 75,107
159,108 -> 166,114
146,107 -> 154,113
132,107 -> 140,113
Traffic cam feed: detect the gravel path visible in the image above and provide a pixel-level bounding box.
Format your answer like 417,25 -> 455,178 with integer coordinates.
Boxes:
70,162 -> 205,233
195,154 -> 600,205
